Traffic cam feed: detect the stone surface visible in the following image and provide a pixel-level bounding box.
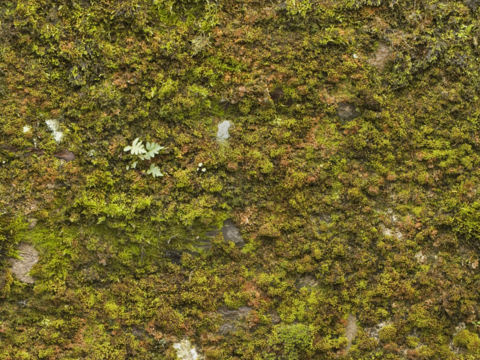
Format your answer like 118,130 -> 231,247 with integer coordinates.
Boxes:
368,42 -> 392,71
221,219 -> 244,247
217,305 -> 252,334
269,308 -> 281,324
296,274 -> 319,290
217,120 -> 231,142
201,219 -> 245,249
8,243 -> 39,284
365,321 -> 389,340
337,102 -> 359,122
53,150 -> 76,162
345,314 -> 358,352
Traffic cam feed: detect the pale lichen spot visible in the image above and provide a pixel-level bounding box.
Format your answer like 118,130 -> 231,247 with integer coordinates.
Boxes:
173,339 -> 204,360
45,119 -> 63,143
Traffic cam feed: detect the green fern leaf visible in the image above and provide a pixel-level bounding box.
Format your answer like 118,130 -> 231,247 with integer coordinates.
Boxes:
147,164 -> 163,178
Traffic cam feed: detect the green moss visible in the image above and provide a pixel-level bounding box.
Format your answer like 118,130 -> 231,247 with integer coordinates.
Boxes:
2,0 -> 480,357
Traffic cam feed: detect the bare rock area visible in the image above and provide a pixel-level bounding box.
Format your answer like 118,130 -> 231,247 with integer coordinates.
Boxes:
8,243 -> 39,284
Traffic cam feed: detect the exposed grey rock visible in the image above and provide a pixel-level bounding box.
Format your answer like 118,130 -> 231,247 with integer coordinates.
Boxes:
217,120 -> 231,142
200,219 -> 244,250
28,219 -> 37,229
217,305 -> 252,335
337,102 -> 359,122
53,150 -> 76,162
365,321 -> 389,340
368,42 -> 392,71
221,219 -> 244,247
296,274 -> 319,290
345,314 -> 358,353
269,308 -> 281,324
8,243 -> 39,284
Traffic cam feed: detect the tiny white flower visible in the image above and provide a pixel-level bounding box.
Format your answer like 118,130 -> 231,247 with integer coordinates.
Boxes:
198,163 -> 203,167
202,168 -> 206,172
353,54 -> 358,59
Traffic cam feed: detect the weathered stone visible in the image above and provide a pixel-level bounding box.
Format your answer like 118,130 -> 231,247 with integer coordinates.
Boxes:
345,314 -> 358,353
200,219 -> 245,250
296,274 -> 319,290
221,219 -> 244,247
337,102 -> 359,122
53,150 -> 76,162
217,305 -> 252,334
8,243 -> 39,284
269,308 -> 281,324
368,42 -> 392,71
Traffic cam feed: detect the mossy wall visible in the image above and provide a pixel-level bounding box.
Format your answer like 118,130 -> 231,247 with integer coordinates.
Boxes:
1,0 -> 480,358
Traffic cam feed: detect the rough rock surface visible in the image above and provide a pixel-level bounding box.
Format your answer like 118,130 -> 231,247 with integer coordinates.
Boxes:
217,306 -> 252,334
8,243 -> 38,284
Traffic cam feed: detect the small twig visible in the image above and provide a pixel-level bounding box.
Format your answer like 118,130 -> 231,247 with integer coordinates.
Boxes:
167,234 -> 179,244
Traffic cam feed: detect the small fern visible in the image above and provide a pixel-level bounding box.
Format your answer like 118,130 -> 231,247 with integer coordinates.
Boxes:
124,138 -> 165,178
139,142 -> 164,160
124,138 -> 146,155
147,164 -> 163,177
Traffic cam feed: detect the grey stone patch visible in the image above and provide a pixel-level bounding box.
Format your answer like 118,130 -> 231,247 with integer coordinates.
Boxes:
8,243 -> 39,284
337,102 -> 359,122
296,274 -> 319,290
269,308 -> 281,324
217,306 -> 252,335
221,219 -> 244,248
217,120 -> 232,142
368,42 -> 392,71
199,219 -> 245,250
28,219 -> 38,229
345,314 -> 358,353
364,321 -> 389,341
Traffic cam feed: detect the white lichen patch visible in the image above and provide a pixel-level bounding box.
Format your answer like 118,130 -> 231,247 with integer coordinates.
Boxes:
173,339 -> 204,360
217,120 -> 231,142
377,208 -> 404,239
45,119 -> 63,143
8,243 -> 39,284
414,251 -> 426,264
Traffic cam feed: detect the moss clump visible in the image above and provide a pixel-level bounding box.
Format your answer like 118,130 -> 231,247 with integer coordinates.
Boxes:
453,329 -> 480,356
379,325 -> 397,343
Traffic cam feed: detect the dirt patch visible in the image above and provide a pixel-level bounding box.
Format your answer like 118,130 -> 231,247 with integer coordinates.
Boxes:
8,243 -> 39,284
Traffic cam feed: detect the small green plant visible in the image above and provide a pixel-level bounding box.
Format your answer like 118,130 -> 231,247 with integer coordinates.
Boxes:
147,164 -> 163,178
124,138 -> 165,177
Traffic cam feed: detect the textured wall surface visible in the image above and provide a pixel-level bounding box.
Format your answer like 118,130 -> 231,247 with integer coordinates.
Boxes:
1,0 -> 480,359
